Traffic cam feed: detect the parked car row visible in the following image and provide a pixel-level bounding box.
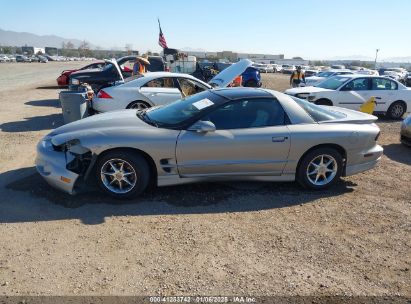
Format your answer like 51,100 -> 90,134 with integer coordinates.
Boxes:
0,54 -> 97,63
378,68 -> 408,83
0,54 -> 49,63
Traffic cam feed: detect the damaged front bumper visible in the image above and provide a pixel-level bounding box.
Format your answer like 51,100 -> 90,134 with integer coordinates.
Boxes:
35,137 -> 80,195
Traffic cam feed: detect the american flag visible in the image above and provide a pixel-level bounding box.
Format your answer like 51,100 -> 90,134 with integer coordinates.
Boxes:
158,19 -> 168,49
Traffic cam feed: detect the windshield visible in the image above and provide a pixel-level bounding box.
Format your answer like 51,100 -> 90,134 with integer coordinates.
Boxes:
317,71 -> 334,77
144,91 -> 224,128
292,97 -> 346,121
315,76 -> 350,90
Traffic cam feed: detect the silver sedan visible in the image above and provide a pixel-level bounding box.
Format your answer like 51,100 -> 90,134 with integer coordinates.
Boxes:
36,88 -> 383,199
401,113 -> 411,146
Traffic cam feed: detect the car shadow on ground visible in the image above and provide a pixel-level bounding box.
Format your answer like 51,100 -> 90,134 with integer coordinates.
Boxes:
0,113 -> 63,132
25,98 -> 60,108
383,143 -> 411,165
1,166 -> 356,225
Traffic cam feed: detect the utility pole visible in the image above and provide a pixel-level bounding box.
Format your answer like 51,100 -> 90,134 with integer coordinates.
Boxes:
374,49 -> 379,69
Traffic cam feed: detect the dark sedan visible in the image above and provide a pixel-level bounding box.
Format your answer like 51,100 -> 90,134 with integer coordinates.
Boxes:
69,56 -> 166,92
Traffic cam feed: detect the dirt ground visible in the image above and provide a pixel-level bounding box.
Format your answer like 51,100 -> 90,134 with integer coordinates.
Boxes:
0,62 -> 410,297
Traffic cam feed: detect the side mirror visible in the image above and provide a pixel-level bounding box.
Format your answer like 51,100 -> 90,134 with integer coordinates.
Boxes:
188,120 -> 216,133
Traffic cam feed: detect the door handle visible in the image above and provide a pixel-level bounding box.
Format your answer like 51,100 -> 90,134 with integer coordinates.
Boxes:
272,136 -> 288,142
150,93 -> 158,96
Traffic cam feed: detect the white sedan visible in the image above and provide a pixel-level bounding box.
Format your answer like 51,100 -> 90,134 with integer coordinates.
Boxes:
303,70 -> 354,87
285,74 -> 411,119
92,59 -> 252,112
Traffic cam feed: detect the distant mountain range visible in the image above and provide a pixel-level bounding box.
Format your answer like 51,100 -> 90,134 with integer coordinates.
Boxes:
381,57 -> 411,63
326,55 -> 411,63
0,28 -> 96,49
326,55 -> 375,61
2,29 -> 411,63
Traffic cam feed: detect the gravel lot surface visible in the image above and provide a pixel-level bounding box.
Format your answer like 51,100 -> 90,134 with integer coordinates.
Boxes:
0,62 -> 410,297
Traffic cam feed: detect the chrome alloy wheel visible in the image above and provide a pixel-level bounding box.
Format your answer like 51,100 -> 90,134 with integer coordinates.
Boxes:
306,154 -> 338,186
100,159 -> 137,194
390,104 -> 404,118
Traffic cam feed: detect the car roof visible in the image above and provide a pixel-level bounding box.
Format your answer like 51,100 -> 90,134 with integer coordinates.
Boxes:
122,72 -> 212,88
212,87 -> 273,100
140,72 -> 209,83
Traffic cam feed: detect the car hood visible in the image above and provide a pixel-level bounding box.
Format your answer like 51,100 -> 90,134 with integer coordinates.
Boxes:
208,59 -> 252,88
49,110 -> 152,146
285,86 -> 333,95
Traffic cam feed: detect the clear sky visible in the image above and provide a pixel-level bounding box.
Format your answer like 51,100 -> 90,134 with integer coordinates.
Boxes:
1,0 -> 410,60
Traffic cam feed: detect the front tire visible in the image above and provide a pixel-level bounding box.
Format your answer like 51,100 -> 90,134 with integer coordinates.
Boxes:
297,148 -> 343,190
96,151 -> 150,199
387,101 -> 406,120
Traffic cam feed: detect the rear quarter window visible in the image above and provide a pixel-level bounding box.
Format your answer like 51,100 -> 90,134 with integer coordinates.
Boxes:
291,97 -> 346,122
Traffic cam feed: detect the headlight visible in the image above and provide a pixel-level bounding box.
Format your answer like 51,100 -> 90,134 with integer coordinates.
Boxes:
71,78 -> 80,85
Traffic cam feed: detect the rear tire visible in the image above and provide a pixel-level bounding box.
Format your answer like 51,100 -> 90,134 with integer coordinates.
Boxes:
297,148 -> 343,190
127,100 -> 151,110
387,101 -> 406,120
96,151 -> 150,199
315,99 -> 333,106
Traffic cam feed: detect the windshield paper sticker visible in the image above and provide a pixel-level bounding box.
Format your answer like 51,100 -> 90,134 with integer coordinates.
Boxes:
192,98 -> 214,110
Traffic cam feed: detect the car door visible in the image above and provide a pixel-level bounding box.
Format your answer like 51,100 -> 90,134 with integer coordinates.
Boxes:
333,77 -> 373,110
370,77 -> 398,112
139,77 -> 182,106
176,98 -> 291,177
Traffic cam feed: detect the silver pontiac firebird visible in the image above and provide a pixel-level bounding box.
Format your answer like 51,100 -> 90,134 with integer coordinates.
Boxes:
36,88 -> 383,199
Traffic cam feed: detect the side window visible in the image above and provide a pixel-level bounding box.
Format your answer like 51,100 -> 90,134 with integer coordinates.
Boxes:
120,60 -> 134,72
204,99 -> 286,130
143,78 -> 174,88
372,78 -> 397,90
342,78 -> 369,91
177,78 -> 207,97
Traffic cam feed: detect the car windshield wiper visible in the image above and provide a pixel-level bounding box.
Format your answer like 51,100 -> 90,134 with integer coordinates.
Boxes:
137,110 -> 159,128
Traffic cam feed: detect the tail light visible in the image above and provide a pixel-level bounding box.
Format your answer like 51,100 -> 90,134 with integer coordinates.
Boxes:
96,90 -> 112,99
